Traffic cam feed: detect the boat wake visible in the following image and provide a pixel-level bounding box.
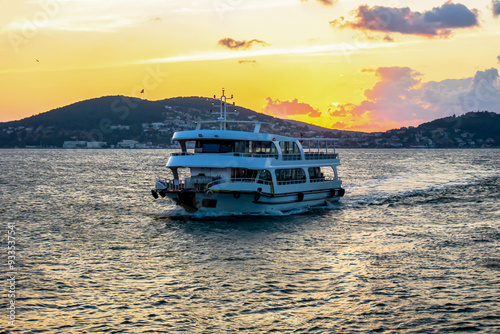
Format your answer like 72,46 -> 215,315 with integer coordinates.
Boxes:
342,175 -> 500,209
155,202 -> 342,220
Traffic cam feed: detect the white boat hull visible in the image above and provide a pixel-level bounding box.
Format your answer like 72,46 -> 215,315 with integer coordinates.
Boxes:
160,189 -> 343,214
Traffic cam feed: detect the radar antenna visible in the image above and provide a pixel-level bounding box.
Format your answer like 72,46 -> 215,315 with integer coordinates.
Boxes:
212,88 -> 236,130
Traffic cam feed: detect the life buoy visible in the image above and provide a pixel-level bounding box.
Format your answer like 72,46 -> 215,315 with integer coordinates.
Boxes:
297,192 -> 304,201
233,191 -> 241,199
254,192 -> 261,201
205,190 -> 213,198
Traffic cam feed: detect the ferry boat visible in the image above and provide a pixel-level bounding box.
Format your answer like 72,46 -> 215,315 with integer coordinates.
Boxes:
152,90 -> 345,213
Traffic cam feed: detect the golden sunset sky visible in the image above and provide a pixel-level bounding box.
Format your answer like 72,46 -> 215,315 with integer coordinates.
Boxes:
1,0 -> 500,131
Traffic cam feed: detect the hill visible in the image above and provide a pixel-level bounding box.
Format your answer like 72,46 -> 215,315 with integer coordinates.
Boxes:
398,111 -> 499,148
343,111 -> 500,148
0,96 -> 498,148
0,96 -> 342,148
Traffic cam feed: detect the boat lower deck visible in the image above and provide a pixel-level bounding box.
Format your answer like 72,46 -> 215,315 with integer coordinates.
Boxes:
156,188 -> 344,213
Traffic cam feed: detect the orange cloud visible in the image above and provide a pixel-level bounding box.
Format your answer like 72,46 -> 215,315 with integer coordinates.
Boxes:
217,38 -> 270,50
264,98 -> 322,118
328,64 -> 500,132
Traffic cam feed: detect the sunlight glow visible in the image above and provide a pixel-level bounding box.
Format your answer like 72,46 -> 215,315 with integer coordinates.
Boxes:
0,0 -> 498,131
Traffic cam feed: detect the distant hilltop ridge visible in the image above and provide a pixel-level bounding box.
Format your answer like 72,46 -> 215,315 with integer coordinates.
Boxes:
0,96 -> 498,148
0,96 -> 344,148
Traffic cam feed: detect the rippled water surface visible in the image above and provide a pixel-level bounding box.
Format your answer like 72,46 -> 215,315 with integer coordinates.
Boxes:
1,149 -> 499,333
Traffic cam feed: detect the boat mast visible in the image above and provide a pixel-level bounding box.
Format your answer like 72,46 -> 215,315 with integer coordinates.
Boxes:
212,88 -> 234,130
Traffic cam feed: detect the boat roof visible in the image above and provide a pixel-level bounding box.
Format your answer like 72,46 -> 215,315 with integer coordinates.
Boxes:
172,130 -> 297,142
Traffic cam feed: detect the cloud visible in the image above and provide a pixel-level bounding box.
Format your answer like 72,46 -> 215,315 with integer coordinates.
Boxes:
349,67 -> 424,122
497,55 -> 500,64
494,1 -> 500,16
353,31 -> 396,42
301,0 -> 337,6
383,34 -> 395,42
217,38 -> 270,50
264,98 -> 322,118
331,2 -> 479,38
329,65 -> 500,131
462,68 -> 500,110
317,0 -> 335,5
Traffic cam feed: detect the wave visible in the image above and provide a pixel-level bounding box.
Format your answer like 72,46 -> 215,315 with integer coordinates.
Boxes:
343,175 -> 500,209
155,208 -> 302,220
154,201 -> 344,220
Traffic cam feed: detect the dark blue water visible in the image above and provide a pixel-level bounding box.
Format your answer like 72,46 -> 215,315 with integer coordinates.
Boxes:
1,149 -> 499,333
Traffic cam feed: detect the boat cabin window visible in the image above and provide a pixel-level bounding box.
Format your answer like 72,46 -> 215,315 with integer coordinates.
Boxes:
258,170 -> 272,182
279,141 -> 300,154
231,168 -> 258,179
308,167 -> 322,179
309,166 -> 335,181
194,140 -> 278,155
234,141 -> 250,153
251,141 -> 277,154
195,140 -> 233,153
275,168 -> 306,182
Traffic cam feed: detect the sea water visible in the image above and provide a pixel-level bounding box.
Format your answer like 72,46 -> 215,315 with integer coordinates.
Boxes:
0,149 -> 498,333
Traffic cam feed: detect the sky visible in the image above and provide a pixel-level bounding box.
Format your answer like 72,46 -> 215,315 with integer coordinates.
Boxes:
1,0 -> 500,132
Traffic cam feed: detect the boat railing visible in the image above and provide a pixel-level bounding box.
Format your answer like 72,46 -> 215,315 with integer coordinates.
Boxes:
158,175 -> 338,191
276,179 -> 307,186
309,177 -> 336,183
156,178 -> 207,192
157,178 -> 186,191
281,154 -> 302,161
169,152 -> 278,159
304,153 -> 338,160
232,153 -> 279,159
169,152 -> 336,160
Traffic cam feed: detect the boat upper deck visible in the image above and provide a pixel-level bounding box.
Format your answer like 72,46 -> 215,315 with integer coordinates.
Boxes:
167,89 -> 340,168
168,130 -> 339,168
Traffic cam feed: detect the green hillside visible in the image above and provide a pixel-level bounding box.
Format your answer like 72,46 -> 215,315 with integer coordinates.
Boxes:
0,96 -> 498,148
418,111 -> 500,136
0,96 -> 322,148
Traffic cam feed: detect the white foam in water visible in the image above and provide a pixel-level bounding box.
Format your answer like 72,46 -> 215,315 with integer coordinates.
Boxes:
343,172 -> 500,208
156,205 -> 317,219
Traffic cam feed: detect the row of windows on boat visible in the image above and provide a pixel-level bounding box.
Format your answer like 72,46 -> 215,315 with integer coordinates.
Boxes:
193,140 -> 300,154
231,167 -> 330,183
